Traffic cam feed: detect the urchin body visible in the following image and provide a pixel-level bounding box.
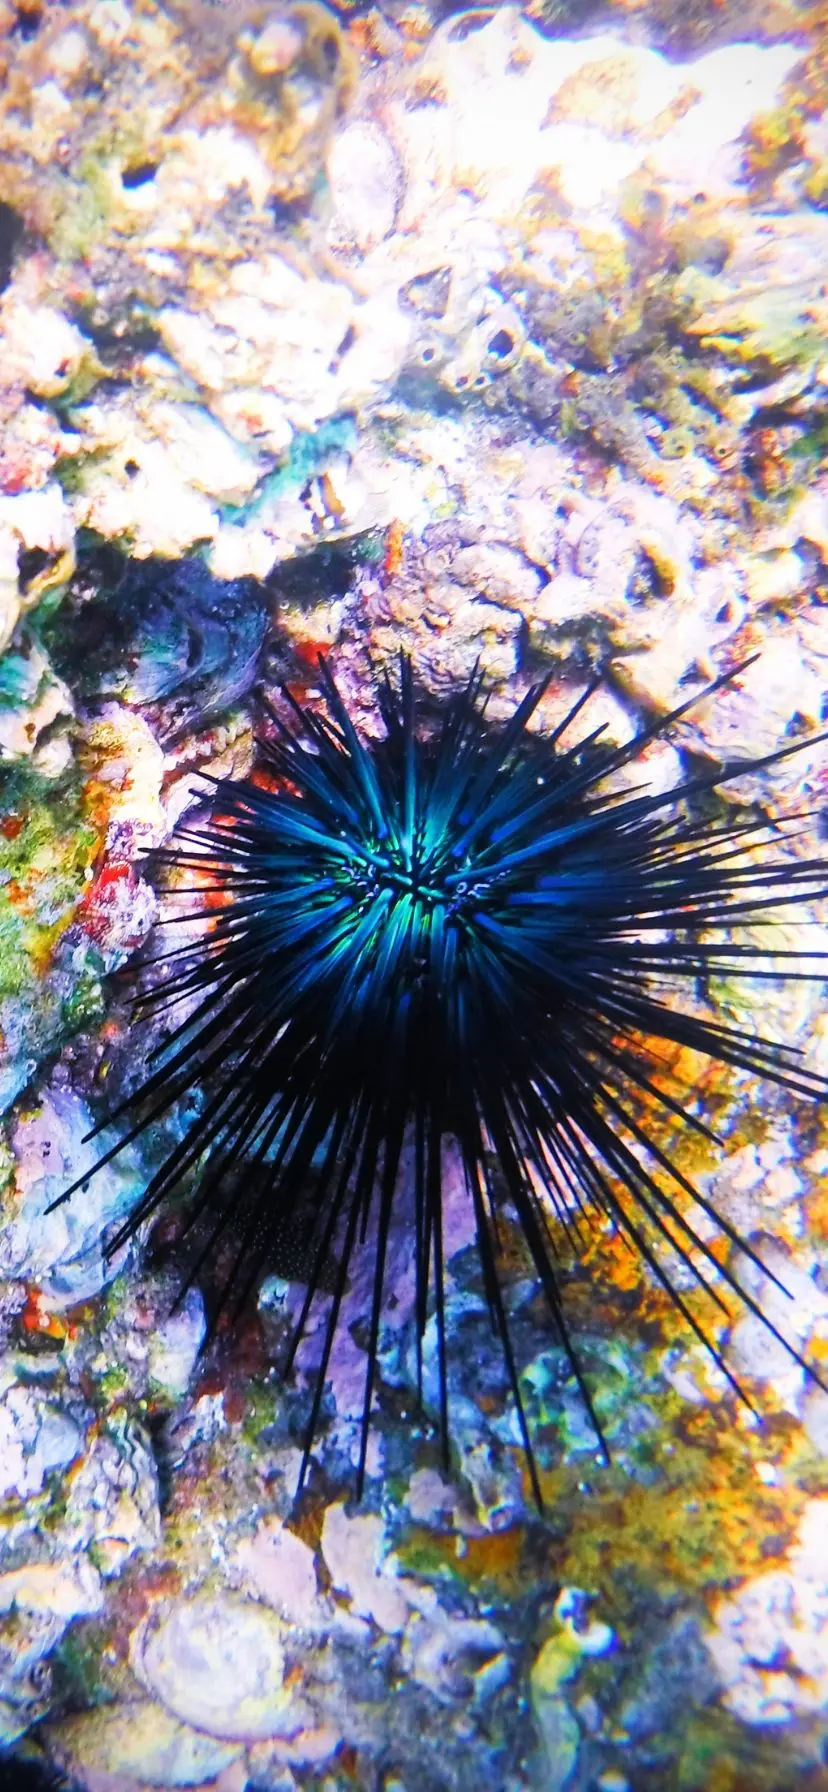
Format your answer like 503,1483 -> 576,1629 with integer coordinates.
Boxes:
52,656 -> 828,1505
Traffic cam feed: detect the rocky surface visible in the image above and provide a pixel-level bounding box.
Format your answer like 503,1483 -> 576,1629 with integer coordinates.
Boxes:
0,0 -> 826,1788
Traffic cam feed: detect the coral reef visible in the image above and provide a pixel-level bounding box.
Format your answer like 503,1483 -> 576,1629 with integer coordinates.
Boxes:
0,0 -> 826,1786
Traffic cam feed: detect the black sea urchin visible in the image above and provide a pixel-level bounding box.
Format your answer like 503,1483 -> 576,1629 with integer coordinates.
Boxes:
51,655 -> 828,1505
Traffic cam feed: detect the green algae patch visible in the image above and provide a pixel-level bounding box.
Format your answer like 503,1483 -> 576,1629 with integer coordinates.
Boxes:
677,1705 -> 823,1792
96,1364 -> 133,1408
0,763 -> 98,997
60,957 -> 105,1035
232,416 -> 358,522
53,1619 -> 115,1711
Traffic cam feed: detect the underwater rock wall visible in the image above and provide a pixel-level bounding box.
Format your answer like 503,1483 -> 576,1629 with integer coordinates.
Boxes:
0,1 -> 826,1788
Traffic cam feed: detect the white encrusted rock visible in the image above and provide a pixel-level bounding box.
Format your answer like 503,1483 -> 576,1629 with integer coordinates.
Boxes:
328,120 -> 404,254
0,1556 -> 103,1621
4,1085 -> 143,1304
148,1287 -> 206,1398
0,1384 -> 83,1503
53,1702 -> 244,1788
133,1594 -> 295,1742
707,1500 -> 828,1723
0,299 -> 93,399
321,1503 -> 411,1635
62,1421 -> 162,1576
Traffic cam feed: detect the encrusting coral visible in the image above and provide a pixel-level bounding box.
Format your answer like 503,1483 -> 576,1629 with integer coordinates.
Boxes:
0,0 -> 827,1786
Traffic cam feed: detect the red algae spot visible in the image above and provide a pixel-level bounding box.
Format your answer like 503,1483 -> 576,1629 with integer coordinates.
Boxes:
20,1288 -> 67,1342
77,859 -> 144,948
223,1385 -> 247,1424
292,636 -> 341,673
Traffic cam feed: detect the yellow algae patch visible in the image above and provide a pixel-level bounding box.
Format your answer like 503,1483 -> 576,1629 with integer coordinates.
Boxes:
537,1414 -> 810,1637
79,709 -> 165,839
396,1517 -> 525,1599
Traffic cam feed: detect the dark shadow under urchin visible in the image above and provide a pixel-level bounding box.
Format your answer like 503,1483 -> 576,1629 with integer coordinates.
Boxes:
49,652 -> 828,1509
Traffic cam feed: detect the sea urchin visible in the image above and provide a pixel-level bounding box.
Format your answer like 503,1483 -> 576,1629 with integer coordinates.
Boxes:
51,654 -> 828,1506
